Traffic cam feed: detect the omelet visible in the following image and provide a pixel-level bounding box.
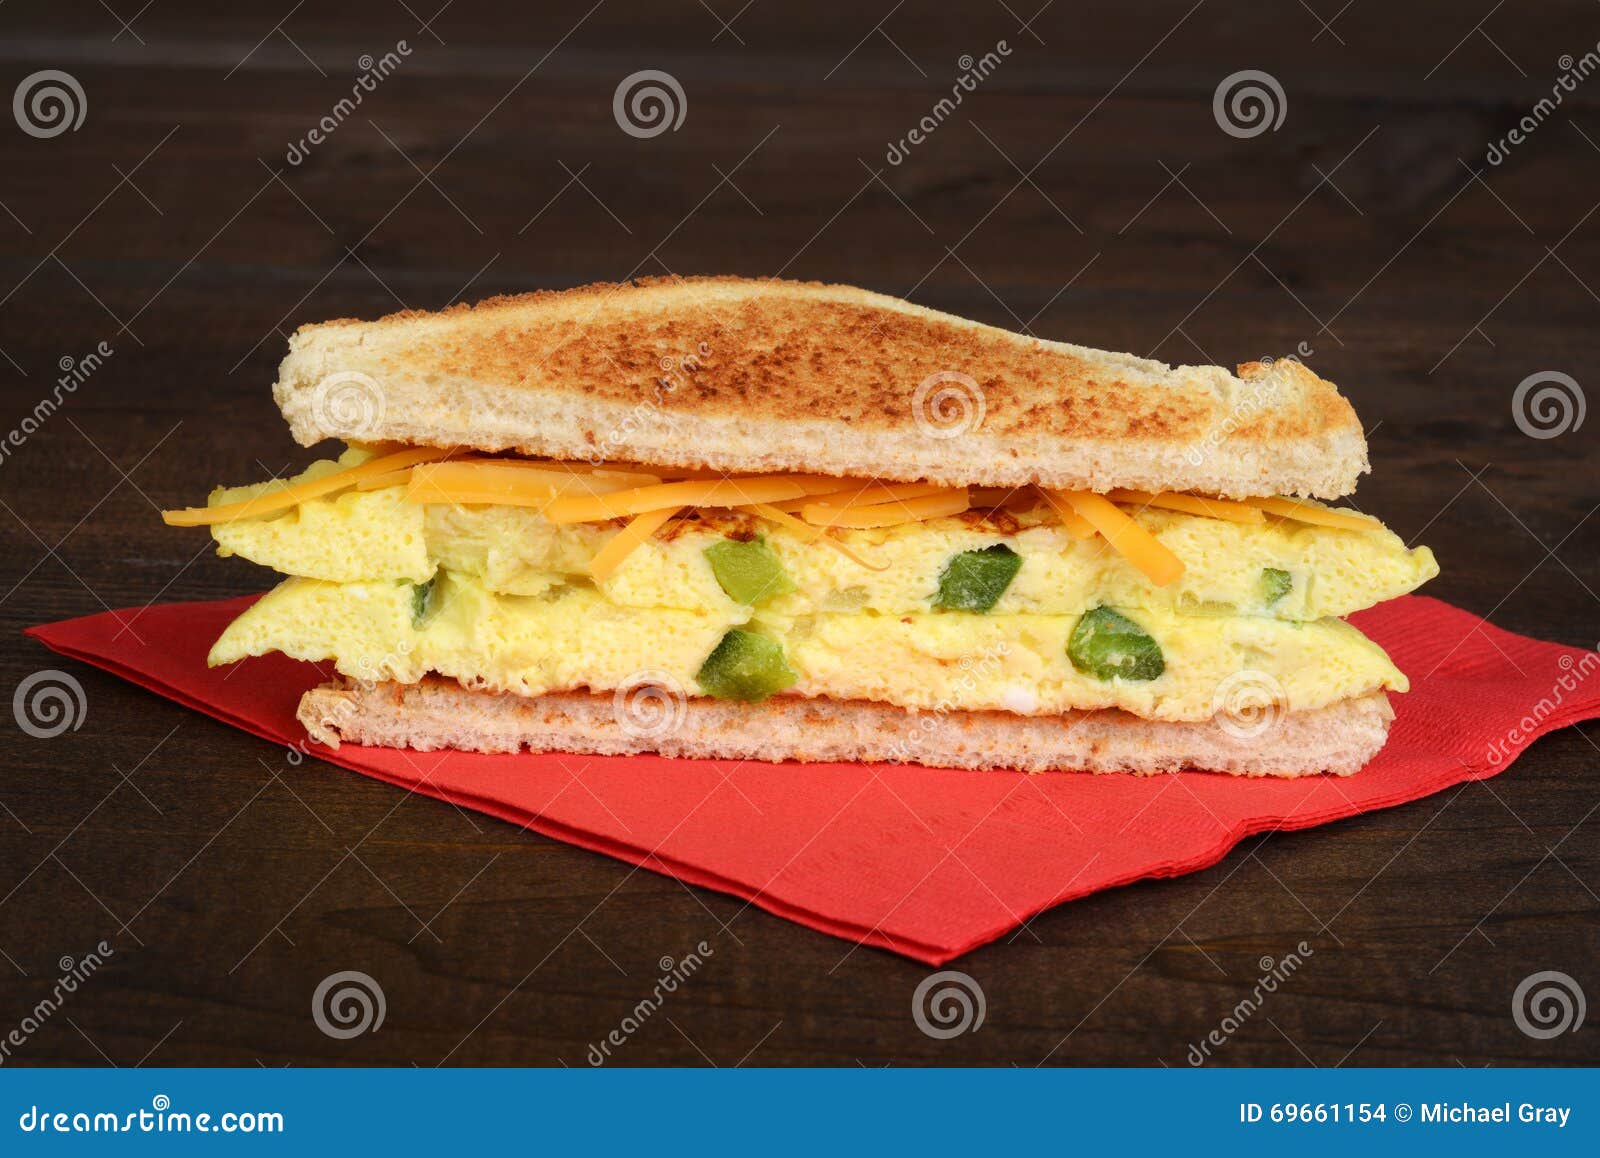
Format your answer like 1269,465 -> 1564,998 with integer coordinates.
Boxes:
210,571 -> 1406,722
192,441 -> 1435,730
212,453 -> 1437,621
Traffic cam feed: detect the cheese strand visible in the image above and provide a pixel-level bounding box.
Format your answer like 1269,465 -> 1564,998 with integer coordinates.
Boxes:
589,507 -> 683,581
743,504 -> 892,572
800,490 -> 970,528
1051,490 -> 1186,587
161,446 -> 453,527
1105,489 -> 1265,525
1244,495 -> 1383,533
541,476 -> 846,524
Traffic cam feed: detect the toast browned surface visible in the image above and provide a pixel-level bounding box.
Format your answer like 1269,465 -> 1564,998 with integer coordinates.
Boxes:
299,678 -> 1395,778
275,277 -> 1369,498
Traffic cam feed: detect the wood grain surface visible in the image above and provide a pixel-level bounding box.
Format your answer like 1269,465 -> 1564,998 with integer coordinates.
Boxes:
0,0 -> 1596,1066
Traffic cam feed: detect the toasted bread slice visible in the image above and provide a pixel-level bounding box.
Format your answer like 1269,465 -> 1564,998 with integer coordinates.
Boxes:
298,678 -> 1394,778
275,277 -> 1368,499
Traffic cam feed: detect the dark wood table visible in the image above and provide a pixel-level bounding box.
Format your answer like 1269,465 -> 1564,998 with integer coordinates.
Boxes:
1,1 -> 1595,1066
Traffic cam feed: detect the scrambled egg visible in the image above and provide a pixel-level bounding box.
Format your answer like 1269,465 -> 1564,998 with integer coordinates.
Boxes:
209,572 -> 1407,722
202,452 -> 1432,722
211,456 -> 1438,620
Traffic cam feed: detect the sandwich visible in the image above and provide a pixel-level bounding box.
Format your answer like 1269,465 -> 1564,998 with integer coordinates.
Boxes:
162,277 -> 1438,776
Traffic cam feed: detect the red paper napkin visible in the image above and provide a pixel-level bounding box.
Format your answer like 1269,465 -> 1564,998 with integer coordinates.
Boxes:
24,595 -> 1600,964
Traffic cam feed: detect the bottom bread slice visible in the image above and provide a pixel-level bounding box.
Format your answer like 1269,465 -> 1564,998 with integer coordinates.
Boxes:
297,678 -> 1395,777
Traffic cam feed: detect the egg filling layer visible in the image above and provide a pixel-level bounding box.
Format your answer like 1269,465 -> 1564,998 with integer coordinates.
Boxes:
209,572 -> 1407,722
208,454 -> 1437,621
183,448 -> 1436,722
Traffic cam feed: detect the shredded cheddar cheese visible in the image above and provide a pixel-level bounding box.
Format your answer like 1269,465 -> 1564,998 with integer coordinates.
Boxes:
801,490 -> 971,528
161,446 -> 453,527
742,503 -> 891,572
1106,489 -> 1266,525
168,444 -> 1396,586
763,481 -> 949,514
808,481 -> 951,506
1245,496 -> 1382,533
1052,490 -> 1186,586
589,506 -> 683,581
482,458 -> 664,487
589,466 -> 670,487
354,468 -> 419,492
541,476 -> 845,525
1035,491 -> 1097,540
405,461 -> 648,508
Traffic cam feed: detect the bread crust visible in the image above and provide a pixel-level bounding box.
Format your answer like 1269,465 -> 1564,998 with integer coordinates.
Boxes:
298,678 -> 1394,778
274,277 -> 1369,499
